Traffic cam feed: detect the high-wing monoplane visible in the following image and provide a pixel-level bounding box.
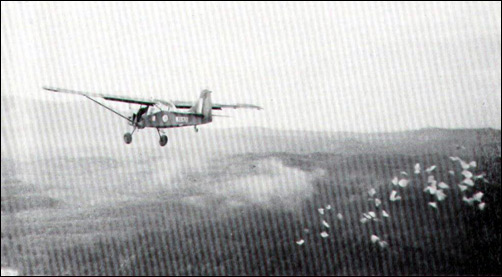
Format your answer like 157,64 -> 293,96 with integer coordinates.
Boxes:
43,87 -> 262,146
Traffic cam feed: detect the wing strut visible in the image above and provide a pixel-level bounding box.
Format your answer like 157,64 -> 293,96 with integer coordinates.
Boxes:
82,95 -> 132,123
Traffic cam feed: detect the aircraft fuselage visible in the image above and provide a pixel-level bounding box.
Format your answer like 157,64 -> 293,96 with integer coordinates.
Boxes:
136,111 -> 212,129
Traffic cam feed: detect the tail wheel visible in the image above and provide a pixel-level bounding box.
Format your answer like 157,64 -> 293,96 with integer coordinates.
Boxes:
124,133 -> 132,144
159,135 -> 168,147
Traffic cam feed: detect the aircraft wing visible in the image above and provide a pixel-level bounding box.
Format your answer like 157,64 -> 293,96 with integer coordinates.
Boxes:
44,87 -> 263,110
214,103 -> 263,110
173,101 -> 263,110
43,86 -> 157,106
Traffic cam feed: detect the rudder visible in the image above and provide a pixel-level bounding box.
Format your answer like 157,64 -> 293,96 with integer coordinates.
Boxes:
189,90 -> 212,120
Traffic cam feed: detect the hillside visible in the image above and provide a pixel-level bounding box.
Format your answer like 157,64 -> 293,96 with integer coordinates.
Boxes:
1,124 -> 501,275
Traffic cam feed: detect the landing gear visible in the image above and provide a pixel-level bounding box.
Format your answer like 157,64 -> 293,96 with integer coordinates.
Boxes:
123,126 -> 168,147
124,133 -> 132,144
159,135 -> 168,147
194,125 -> 199,133
157,128 -> 168,147
123,127 -> 136,144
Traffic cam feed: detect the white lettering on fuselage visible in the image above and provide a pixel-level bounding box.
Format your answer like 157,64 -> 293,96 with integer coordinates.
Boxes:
175,116 -> 188,123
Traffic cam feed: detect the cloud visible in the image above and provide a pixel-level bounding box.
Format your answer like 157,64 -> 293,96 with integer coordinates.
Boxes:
182,157 -> 324,209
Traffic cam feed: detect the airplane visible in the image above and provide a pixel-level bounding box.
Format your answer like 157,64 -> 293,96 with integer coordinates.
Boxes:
43,87 -> 262,146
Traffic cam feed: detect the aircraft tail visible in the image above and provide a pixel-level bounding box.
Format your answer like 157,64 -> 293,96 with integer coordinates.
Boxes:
189,90 -> 212,119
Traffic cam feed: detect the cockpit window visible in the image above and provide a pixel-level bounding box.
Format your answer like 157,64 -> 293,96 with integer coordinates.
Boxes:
157,101 -> 174,111
147,105 -> 161,114
147,101 -> 173,114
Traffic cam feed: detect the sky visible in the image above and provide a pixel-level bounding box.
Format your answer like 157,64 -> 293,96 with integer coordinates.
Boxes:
1,1 -> 501,133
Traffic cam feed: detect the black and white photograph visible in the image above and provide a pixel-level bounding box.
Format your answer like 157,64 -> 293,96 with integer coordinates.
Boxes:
1,1 -> 501,275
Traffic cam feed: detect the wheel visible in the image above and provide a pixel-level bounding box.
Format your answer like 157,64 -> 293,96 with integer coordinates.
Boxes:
124,133 -> 132,144
159,135 -> 168,147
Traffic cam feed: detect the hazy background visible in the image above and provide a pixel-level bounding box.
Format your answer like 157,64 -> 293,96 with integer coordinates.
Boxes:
1,2 -> 501,275
2,2 -> 501,133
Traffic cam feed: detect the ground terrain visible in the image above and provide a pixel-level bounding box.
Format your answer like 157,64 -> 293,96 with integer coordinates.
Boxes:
1,125 -> 501,275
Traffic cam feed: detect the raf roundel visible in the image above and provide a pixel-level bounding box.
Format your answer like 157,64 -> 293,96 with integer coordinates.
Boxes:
162,114 -> 169,122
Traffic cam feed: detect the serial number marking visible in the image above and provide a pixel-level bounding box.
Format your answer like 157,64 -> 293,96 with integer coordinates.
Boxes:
175,116 -> 188,123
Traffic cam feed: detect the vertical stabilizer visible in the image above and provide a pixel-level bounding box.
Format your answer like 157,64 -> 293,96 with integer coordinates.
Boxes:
189,90 -> 212,119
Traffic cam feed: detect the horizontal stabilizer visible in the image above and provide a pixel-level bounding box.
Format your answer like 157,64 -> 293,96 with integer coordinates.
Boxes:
212,114 -> 232,118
